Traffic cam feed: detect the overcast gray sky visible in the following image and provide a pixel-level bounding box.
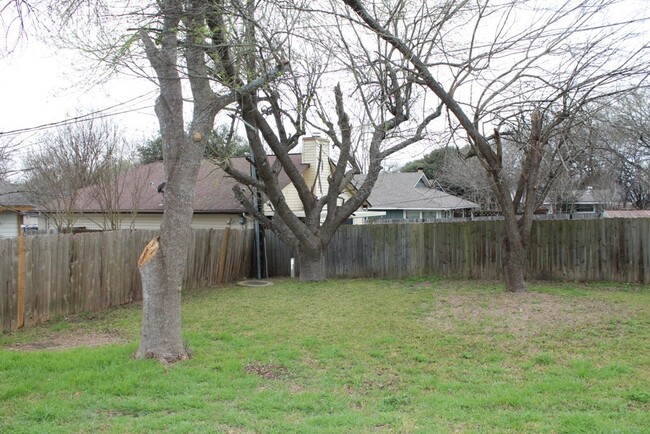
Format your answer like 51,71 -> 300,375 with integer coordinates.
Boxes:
2,0 -> 647,177
0,36 -> 159,161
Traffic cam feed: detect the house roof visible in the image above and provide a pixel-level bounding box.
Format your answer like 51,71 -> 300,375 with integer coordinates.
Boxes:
73,155 -> 309,213
604,210 -> 650,218
575,188 -> 619,204
354,172 -> 479,210
549,188 -> 620,205
0,180 -> 32,208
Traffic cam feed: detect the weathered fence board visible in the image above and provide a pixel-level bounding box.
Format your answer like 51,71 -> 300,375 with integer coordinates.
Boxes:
5,218 -> 650,333
0,228 -> 253,333
266,218 -> 650,284
1,238 -> 17,331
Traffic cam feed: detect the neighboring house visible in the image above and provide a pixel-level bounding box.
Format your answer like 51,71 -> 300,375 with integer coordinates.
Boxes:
551,187 -> 620,215
48,155 -> 308,231
264,136 -> 381,222
44,136 -> 373,231
603,210 -> 650,218
354,171 -> 479,222
0,180 -> 33,238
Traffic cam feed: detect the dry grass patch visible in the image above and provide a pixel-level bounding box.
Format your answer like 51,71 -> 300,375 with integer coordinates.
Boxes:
244,362 -> 291,380
5,330 -> 128,351
427,289 -> 642,338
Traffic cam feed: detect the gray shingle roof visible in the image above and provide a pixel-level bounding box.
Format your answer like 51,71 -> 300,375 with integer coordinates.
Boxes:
355,172 -> 479,210
0,180 -> 32,207
574,188 -> 620,204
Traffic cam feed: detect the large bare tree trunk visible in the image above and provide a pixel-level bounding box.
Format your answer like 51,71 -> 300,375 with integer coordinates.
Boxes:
132,0 -> 289,361
134,1 -> 201,362
340,0 -> 650,294
298,245 -> 326,282
501,228 -> 527,292
136,236 -> 187,362
135,130 -> 204,362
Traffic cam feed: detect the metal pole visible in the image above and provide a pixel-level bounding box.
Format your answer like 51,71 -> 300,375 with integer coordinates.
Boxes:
249,153 -> 262,279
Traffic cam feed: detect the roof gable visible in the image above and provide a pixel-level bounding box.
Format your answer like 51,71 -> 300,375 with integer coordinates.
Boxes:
354,172 -> 479,210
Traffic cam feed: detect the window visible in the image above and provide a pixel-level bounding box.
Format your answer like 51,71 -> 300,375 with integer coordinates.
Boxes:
404,210 -> 445,220
575,204 -> 595,213
405,210 -> 420,219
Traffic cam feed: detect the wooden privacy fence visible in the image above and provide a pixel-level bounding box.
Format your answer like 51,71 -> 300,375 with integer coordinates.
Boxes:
265,218 -> 650,283
0,228 -> 253,333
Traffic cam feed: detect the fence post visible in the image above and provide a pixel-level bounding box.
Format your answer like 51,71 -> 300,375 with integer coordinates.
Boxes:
16,234 -> 26,329
217,226 -> 231,283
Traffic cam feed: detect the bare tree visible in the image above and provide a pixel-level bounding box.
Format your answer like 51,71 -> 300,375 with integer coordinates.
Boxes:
23,118 -> 127,232
86,152 -> 134,230
0,136 -> 15,180
40,0 -> 293,361
599,90 -> 650,208
543,90 -> 650,211
440,149 -> 499,210
131,0 -> 295,362
337,0 -> 650,291
49,0 -> 297,362
0,0 -> 35,55
615,155 -> 650,209
213,4 -> 440,281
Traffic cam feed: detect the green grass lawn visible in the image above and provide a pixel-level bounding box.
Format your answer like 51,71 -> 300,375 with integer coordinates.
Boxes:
1,278 -> 649,433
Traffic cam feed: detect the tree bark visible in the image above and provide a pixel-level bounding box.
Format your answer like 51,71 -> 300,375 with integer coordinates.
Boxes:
501,227 -> 527,292
132,0 -> 291,361
136,240 -> 187,362
135,135 -> 202,361
135,2 -> 196,363
298,245 -> 327,282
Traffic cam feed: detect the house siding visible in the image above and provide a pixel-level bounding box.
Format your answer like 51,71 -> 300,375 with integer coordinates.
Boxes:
278,182 -> 305,214
301,137 -> 330,198
53,213 -> 242,231
277,182 -> 355,216
270,137 -> 355,221
0,212 -> 19,238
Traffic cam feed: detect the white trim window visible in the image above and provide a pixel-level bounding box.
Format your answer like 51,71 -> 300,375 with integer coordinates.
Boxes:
403,210 -> 453,220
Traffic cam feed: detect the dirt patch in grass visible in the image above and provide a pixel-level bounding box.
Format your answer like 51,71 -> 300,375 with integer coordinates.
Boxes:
245,362 -> 290,380
5,330 -> 128,352
427,290 -> 642,338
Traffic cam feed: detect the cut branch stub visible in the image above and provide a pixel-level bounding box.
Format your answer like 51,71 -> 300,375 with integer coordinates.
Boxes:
138,236 -> 160,268
531,109 -> 542,144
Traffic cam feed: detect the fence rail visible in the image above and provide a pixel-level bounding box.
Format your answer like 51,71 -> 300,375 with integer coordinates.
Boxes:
374,213 -> 600,224
265,218 -> 650,283
1,228 -> 252,333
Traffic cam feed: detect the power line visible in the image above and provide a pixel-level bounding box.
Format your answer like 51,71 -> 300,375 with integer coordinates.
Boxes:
0,91 -> 157,138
